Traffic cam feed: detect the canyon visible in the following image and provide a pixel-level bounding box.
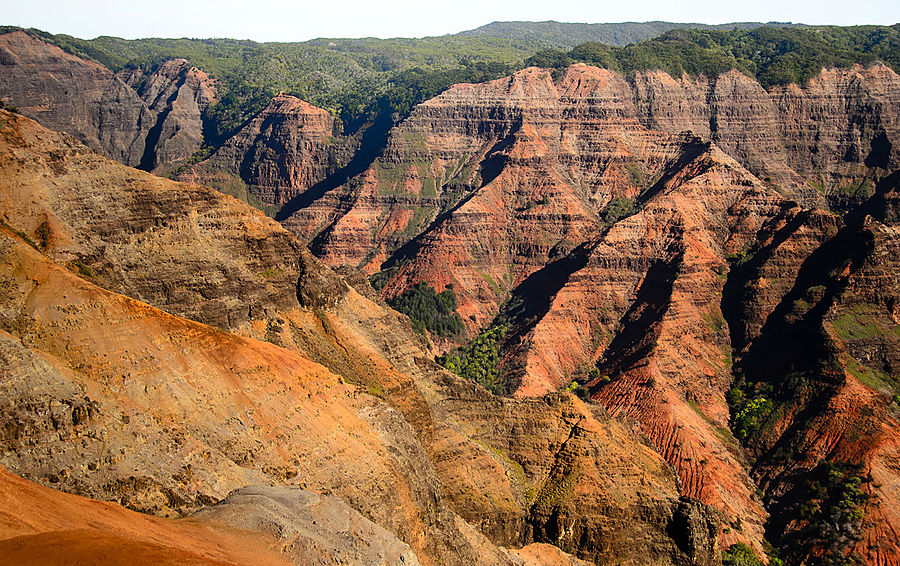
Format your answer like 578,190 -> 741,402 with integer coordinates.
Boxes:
0,108 -> 717,565
1,25 -> 899,566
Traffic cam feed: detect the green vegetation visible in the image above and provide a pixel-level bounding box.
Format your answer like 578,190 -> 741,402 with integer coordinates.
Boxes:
832,305 -> 889,341
688,398 -> 737,446
726,250 -> 751,266
588,366 -> 612,386
0,217 -> 40,251
2,26 -> 521,140
726,379 -> 775,442
828,304 -> 900,398
68,260 -> 95,279
387,282 -> 464,338
0,98 -> 19,113
533,462 -> 580,507
257,267 -> 284,280
437,324 -> 507,393
722,543 -> 767,566
6,24 -> 896,147
476,269 -> 502,295
526,25 -> 900,88
783,461 -> 872,565
602,196 -> 634,226
460,21 -> 806,50
368,264 -> 400,292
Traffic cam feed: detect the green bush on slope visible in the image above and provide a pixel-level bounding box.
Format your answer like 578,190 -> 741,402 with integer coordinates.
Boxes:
387,282 -> 464,338
722,543 -> 768,566
437,324 -> 507,393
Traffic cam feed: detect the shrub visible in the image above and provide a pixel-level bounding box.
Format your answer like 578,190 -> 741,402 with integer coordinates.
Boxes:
0,99 -> 19,113
602,196 -> 634,226
781,461 -> 872,565
731,396 -> 774,441
722,543 -> 766,566
388,282 -> 464,338
437,324 -> 507,393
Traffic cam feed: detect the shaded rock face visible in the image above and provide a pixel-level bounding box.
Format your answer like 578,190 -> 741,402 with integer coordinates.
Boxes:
0,109 -> 302,330
0,238 -> 461,560
0,31 -> 152,166
529,144 -> 781,552
0,193 -> 507,566
0,32 -> 216,173
285,64 -> 900,331
717,175 -> 900,565
125,59 -> 217,172
0,110 -> 720,565
179,94 -> 349,208
239,281 -> 722,566
287,66 -> 713,327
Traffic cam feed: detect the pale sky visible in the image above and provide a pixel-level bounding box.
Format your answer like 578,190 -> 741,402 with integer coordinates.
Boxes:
2,0 -> 898,41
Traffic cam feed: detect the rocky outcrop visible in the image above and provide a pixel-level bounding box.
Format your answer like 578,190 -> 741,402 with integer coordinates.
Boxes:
718,174 -> 900,565
0,108 -> 303,330
0,110 -> 500,565
0,462 -> 429,566
0,32 -> 217,173
0,233 -> 476,563
289,63 -> 900,284
0,465 -> 292,565
284,64 -> 900,330
191,485 -> 421,565
0,30 -> 153,166
287,66 -> 710,328
237,279 -> 722,565
6,48 -> 899,563
179,93 -> 349,208
513,142 -> 781,552
124,59 -> 217,172
631,65 -> 900,203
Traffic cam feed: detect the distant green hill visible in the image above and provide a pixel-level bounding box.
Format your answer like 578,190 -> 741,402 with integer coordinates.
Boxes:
456,20 -> 805,49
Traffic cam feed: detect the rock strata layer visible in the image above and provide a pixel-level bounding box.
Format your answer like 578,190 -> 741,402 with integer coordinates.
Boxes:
0,31 -> 152,166
178,93 -> 348,207
276,64 -> 900,562
0,32 -> 216,173
0,109 -> 720,565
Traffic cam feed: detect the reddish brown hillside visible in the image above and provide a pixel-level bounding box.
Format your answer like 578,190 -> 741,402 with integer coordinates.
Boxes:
179,93 -> 351,207
0,108 -> 720,564
0,31 -> 152,166
0,465 -> 291,566
270,64 -> 900,563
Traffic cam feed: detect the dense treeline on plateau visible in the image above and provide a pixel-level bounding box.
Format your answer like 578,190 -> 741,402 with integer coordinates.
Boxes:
386,282 -> 464,338
5,24 -> 897,143
525,25 -> 900,88
0,26 -> 522,140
